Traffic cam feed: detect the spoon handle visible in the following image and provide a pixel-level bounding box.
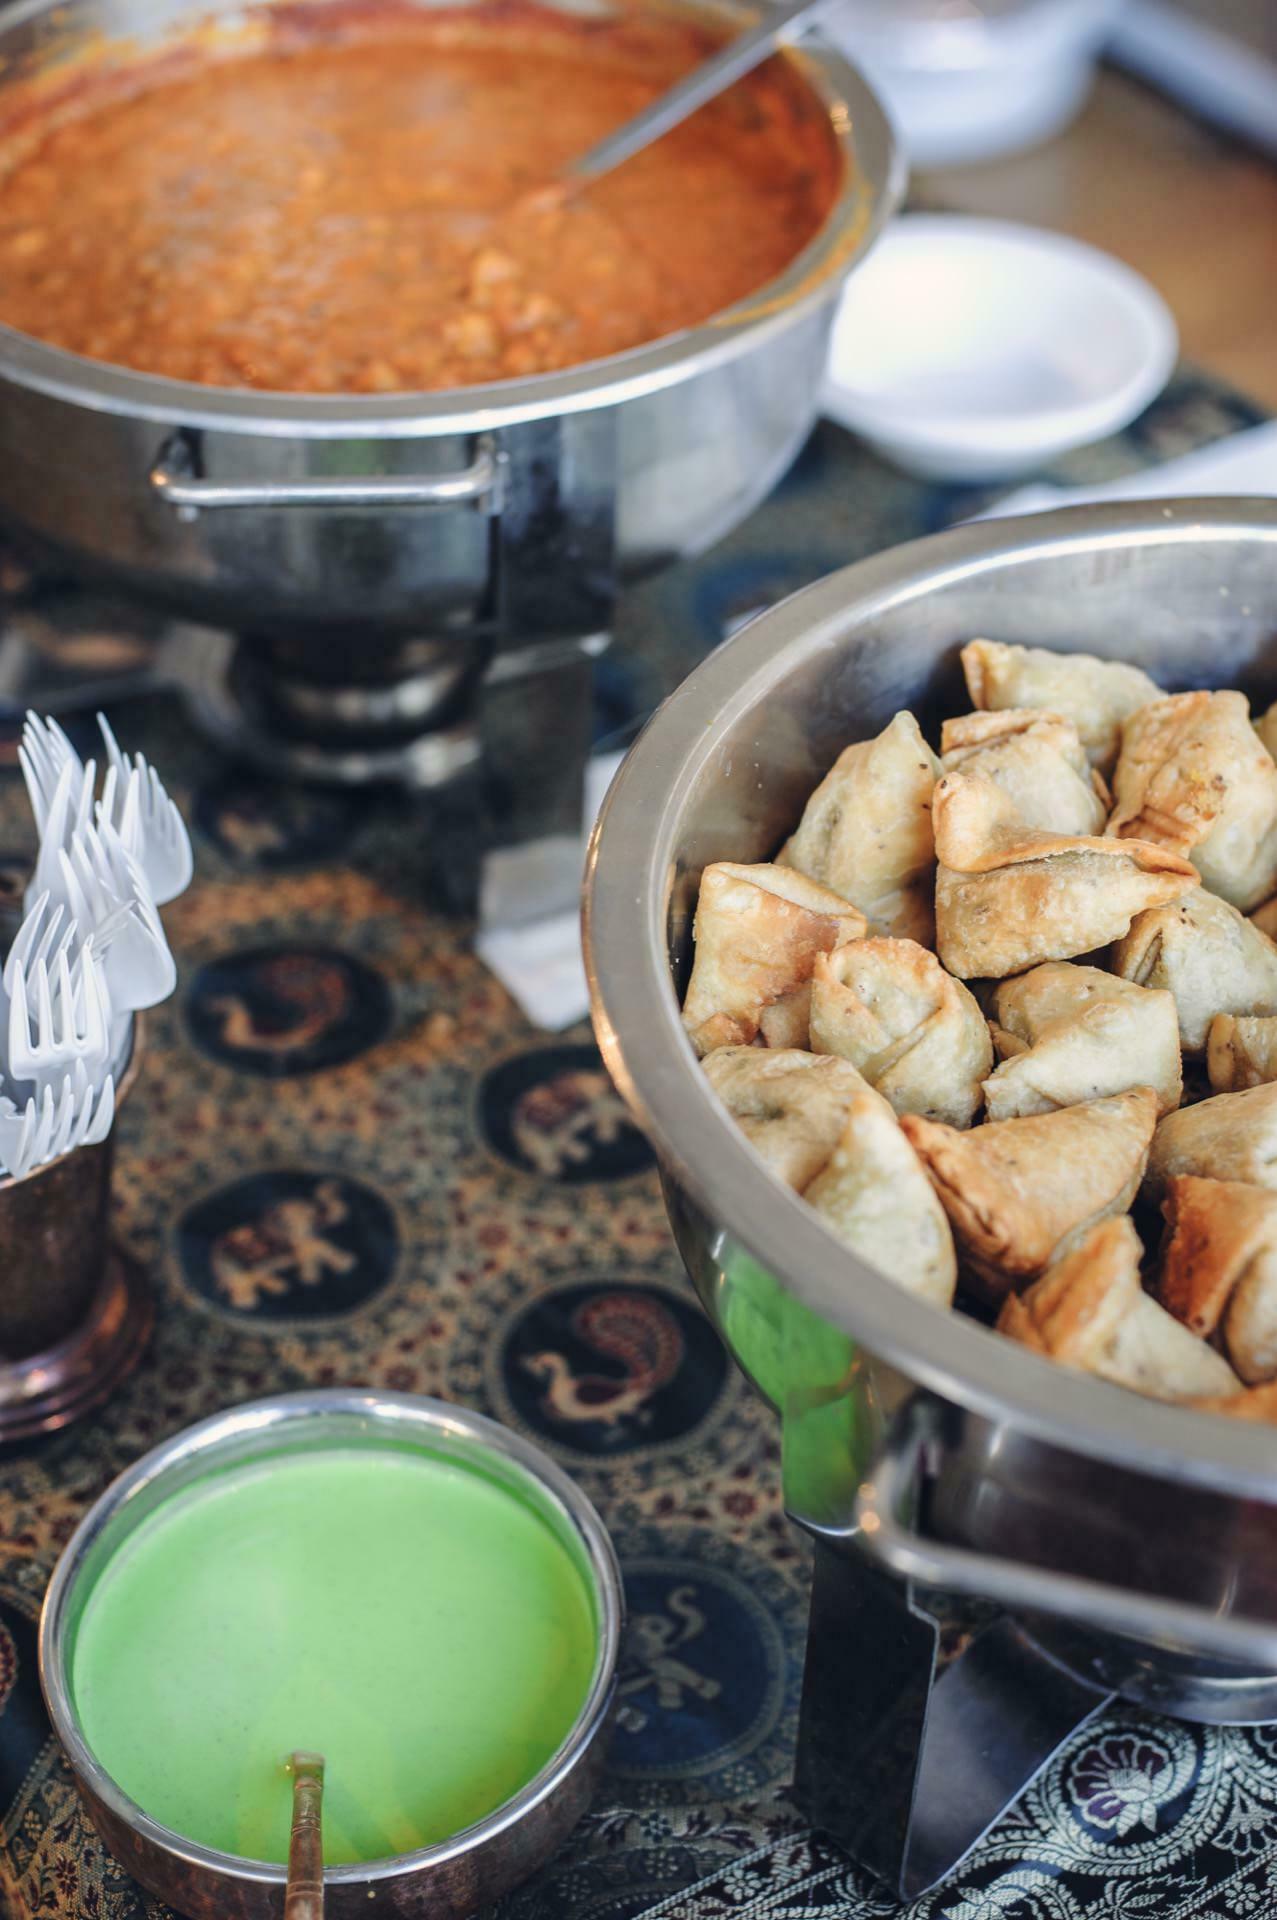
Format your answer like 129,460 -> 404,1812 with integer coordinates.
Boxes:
285,1751 -> 326,1920
566,0 -> 840,185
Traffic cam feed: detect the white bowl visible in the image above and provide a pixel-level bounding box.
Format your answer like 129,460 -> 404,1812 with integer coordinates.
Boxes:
817,0 -> 1126,169
822,214 -> 1179,484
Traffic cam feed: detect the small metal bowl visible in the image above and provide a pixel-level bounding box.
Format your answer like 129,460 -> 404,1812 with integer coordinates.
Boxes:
39,1390 -> 622,1920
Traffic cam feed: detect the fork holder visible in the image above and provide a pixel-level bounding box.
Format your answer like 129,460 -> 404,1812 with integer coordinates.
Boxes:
0,1034 -> 150,1441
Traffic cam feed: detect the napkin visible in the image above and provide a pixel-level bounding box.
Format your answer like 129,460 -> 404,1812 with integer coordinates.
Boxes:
982,419 -> 1277,518
475,749 -> 625,1030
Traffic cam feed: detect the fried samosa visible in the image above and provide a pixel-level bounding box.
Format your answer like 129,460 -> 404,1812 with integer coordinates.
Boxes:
940,708 -> 1108,836
1112,886 -> 1277,1054
899,1086 -> 1159,1302
682,862 -> 866,1055
1145,1080 -> 1277,1197
1158,1175 -> 1277,1384
810,936 -> 992,1128
997,1216 -> 1239,1401
932,774 -> 1196,979
702,1047 -> 957,1303
1207,1014 -> 1277,1093
1255,699 -> 1277,763
1190,1381 -> 1277,1423
960,638 -> 1161,773
700,1046 -> 869,1191
1108,690 -> 1277,910
778,711 -> 940,944
985,963 -> 1181,1120
805,1086 -> 957,1307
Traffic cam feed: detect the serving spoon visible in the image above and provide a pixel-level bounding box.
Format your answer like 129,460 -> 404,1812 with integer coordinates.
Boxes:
556,0 -> 846,191
284,1751 -> 326,1920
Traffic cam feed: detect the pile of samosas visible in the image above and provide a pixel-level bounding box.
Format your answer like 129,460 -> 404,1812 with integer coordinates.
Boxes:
684,639 -> 1277,1424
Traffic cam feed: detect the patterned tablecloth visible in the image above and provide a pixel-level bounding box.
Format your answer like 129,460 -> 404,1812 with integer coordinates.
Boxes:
0,371 -> 1274,1920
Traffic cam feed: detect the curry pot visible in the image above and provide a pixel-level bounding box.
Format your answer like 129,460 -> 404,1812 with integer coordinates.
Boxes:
0,0 -> 901,648
585,499 -> 1277,1716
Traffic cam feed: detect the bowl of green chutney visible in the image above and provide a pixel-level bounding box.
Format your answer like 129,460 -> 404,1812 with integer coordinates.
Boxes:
39,1390 -> 622,1919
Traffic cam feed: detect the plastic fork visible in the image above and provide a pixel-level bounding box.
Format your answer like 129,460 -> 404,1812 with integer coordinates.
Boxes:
118,761 -> 194,905
58,823 -> 176,1011
1,1080 -> 71,1179
44,1061 -> 115,1162
3,894 -> 135,1079
0,1069 -> 115,1179
2,893 -> 75,998
99,713 -> 193,906
5,894 -> 129,984
7,943 -> 111,1092
0,1094 -> 42,1180
26,755 -> 97,911
18,713 -> 83,839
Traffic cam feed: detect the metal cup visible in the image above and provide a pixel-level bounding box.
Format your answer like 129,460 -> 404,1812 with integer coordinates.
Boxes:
0,1033 -> 151,1439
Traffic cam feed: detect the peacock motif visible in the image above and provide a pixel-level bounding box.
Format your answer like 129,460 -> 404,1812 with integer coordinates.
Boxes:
207,953 -> 353,1056
522,1290 -> 685,1429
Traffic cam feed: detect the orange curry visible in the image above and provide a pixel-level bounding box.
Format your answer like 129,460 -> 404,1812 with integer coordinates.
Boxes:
0,4 -> 842,393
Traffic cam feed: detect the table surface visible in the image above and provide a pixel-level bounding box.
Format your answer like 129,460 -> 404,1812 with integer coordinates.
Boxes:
0,357 -> 1272,1920
2,62 -> 1276,1916
919,64 -> 1277,411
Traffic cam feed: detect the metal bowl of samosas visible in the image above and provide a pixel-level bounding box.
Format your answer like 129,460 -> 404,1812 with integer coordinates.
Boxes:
585,499 -> 1277,1732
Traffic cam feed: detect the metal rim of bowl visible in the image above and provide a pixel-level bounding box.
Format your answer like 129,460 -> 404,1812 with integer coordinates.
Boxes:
0,6 -> 905,435
38,1389 -> 624,1888
584,495 -> 1277,1504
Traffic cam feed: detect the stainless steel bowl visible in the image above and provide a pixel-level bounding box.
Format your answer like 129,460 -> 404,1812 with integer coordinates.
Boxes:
585,499 -> 1277,1710
40,1390 -> 623,1919
0,0 -> 903,637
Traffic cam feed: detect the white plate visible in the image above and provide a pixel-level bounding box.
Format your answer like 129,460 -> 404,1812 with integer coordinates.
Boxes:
821,214 -> 1179,484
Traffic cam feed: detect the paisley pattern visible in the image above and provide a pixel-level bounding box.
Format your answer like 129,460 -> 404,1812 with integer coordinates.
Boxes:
0,372 -> 1273,1920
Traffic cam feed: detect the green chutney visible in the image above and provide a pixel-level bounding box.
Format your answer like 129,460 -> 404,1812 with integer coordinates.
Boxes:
70,1446 -> 599,1865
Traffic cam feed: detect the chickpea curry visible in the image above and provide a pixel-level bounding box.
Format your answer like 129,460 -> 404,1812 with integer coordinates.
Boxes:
0,4 -> 842,394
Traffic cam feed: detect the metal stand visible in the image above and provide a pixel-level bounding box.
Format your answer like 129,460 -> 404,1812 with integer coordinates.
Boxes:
0,412 -> 619,933
167,621 -> 604,927
793,1541 -> 1116,1902
474,635 -> 602,931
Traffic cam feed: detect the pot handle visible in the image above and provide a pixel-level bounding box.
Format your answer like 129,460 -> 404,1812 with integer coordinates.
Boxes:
854,1394 -> 1277,1669
149,432 -> 505,516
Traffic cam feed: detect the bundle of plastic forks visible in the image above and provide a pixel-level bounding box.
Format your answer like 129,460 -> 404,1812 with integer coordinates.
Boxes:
21,712 -> 193,908
1,712 -> 193,1179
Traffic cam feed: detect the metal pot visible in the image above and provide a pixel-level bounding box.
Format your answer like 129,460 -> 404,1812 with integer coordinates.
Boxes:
0,0 -> 902,642
585,498 -> 1277,1693
40,1391 -> 623,1919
